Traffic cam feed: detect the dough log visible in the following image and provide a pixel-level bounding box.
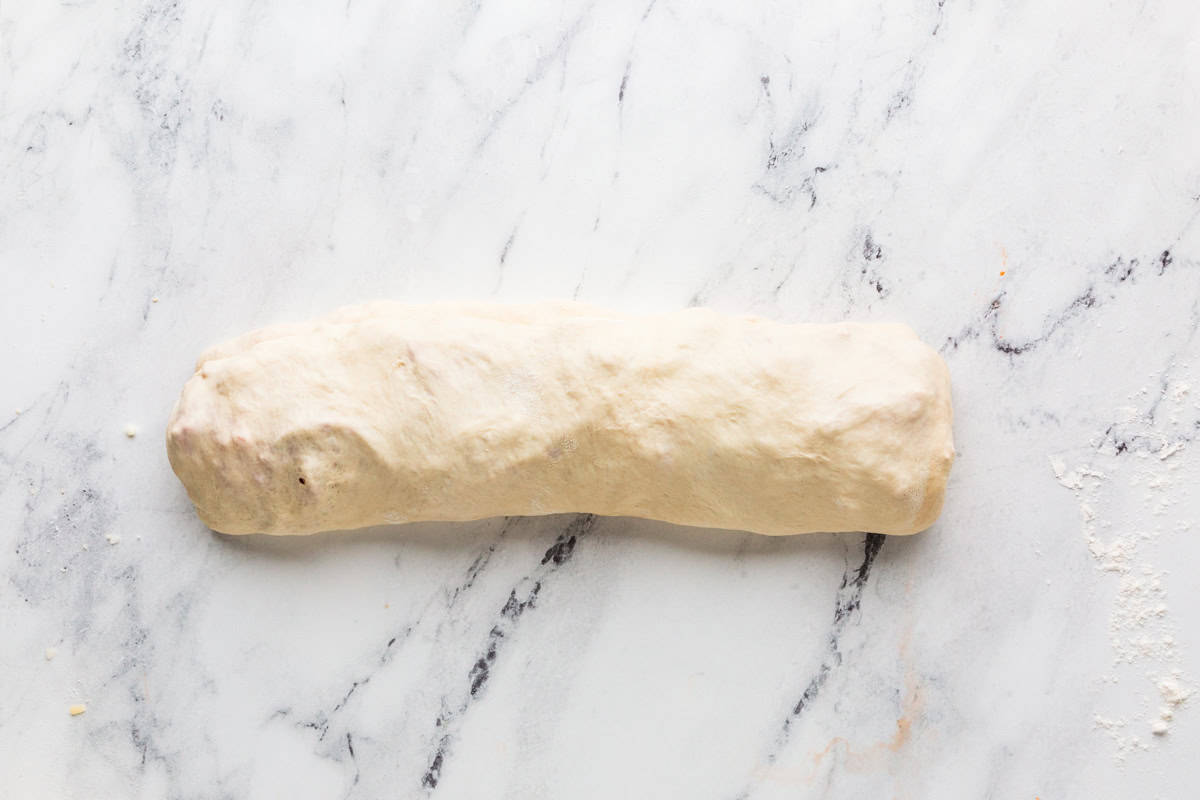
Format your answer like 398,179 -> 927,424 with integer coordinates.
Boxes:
166,302 -> 954,536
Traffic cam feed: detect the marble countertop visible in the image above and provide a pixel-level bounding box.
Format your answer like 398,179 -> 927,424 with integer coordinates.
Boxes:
3,1 -> 1198,797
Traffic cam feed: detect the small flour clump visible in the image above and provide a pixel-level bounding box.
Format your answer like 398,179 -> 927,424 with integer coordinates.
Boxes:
1151,673 -> 1194,736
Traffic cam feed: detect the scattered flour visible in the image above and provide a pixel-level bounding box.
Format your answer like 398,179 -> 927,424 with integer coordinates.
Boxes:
1086,536 -> 1135,574
1110,568 -> 1173,664
1092,715 -> 1149,760
1051,375 -> 1195,759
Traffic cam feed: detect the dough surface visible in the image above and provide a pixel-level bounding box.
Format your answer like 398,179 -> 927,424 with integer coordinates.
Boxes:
166,301 -> 954,536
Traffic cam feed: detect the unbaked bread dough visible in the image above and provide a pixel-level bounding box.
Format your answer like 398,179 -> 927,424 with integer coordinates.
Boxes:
166,301 -> 954,536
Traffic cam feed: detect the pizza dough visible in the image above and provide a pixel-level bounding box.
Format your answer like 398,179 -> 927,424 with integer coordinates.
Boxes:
166,301 -> 954,536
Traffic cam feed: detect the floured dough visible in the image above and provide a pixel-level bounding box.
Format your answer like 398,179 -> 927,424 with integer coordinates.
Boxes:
166,302 -> 954,536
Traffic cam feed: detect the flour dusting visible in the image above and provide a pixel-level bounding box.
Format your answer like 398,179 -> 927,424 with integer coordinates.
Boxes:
1051,374 -> 1195,761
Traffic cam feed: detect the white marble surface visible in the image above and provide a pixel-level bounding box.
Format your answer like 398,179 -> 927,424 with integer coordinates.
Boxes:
3,0 -> 1199,796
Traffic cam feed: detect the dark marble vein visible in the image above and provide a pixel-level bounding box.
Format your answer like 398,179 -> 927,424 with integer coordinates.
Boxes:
1158,249 -> 1173,275
299,521 -> 517,743
940,251 -> 1177,357
932,0 -> 948,36
753,111 -> 825,209
731,533 -> 886,800
344,732 -> 360,794
296,520 -> 517,742
419,514 -> 596,792
860,230 -> 888,297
